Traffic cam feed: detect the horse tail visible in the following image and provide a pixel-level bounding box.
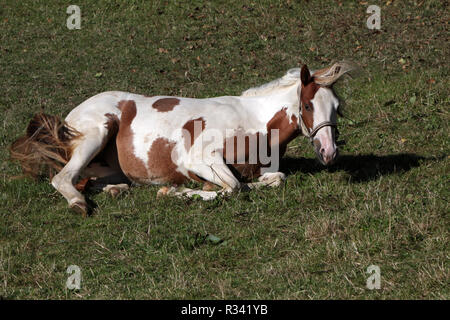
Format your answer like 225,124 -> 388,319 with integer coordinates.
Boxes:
9,113 -> 81,179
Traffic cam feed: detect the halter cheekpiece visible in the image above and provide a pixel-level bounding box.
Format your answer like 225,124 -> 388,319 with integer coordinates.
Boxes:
299,106 -> 338,142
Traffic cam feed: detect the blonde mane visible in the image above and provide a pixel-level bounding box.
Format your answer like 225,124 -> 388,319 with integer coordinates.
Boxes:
241,61 -> 357,97
241,68 -> 301,97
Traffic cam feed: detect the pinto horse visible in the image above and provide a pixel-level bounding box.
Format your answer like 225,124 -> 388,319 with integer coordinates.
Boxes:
10,62 -> 355,216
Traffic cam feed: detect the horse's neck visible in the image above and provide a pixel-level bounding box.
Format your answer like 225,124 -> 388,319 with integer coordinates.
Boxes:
243,84 -> 300,138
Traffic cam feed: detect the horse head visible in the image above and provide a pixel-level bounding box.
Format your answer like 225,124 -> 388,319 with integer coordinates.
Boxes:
298,61 -> 355,166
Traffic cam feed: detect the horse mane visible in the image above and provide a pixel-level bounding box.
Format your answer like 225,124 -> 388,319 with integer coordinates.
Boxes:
241,68 -> 301,97
241,61 -> 358,96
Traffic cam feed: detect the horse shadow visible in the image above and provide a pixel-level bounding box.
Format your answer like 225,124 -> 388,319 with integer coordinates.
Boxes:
280,153 -> 437,183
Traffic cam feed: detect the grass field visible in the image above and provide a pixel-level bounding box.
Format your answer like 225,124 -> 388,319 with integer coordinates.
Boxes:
0,0 -> 448,299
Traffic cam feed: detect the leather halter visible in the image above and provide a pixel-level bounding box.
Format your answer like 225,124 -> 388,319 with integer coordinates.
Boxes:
307,121 -> 337,139
299,108 -> 338,141
298,88 -> 343,145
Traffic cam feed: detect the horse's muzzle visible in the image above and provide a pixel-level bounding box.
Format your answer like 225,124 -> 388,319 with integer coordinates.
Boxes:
314,140 -> 339,166
321,148 -> 338,166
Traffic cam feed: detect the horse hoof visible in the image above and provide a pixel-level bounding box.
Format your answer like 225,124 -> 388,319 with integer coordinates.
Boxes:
157,186 -> 170,198
70,202 -> 88,217
103,184 -> 129,198
109,187 -> 120,198
157,186 -> 177,198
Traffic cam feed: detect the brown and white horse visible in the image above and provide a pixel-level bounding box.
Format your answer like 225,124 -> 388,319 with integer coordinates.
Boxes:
10,62 -> 354,216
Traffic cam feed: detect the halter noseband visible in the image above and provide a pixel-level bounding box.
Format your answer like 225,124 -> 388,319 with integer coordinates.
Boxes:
299,111 -> 338,142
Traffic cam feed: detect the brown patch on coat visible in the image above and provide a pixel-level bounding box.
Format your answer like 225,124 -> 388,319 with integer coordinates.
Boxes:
265,109 -> 300,171
152,98 -> 180,112
182,117 -> 206,151
299,64 -> 320,130
266,109 -> 300,149
300,81 -> 319,130
147,137 -> 187,185
221,109 -> 299,182
115,100 -> 149,183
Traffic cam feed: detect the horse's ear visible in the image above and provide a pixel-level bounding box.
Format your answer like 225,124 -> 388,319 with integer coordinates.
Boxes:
312,61 -> 359,86
300,65 -> 311,86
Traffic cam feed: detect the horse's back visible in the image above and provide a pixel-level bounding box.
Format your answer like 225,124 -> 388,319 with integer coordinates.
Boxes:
64,91 -> 140,132
65,91 -> 245,132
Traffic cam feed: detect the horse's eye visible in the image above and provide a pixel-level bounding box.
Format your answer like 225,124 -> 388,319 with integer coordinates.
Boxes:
304,104 -> 311,111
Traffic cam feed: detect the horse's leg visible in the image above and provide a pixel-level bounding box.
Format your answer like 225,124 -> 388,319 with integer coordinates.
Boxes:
83,168 -> 130,198
101,183 -> 129,197
81,168 -> 130,198
158,153 -> 242,200
51,128 -> 108,215
157,186 -> 220,201
81,146 -> 130,198
192,162 -> 241,192
247,171 -> 286,189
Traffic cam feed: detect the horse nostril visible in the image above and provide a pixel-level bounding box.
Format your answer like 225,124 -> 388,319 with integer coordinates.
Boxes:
320,148 -> 325,155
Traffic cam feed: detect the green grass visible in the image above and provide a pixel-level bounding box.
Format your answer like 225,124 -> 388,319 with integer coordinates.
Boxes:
0,0 -> 448,299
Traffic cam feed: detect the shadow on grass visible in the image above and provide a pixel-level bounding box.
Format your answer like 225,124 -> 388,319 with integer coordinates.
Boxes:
281,153 -> 441,183
79,153 -> 439,213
